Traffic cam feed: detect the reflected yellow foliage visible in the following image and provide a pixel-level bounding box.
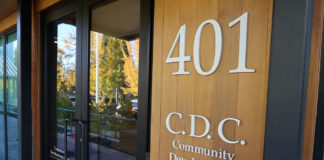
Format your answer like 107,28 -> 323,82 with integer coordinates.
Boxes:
89,31 -> 139,116
121,39 -> 139,95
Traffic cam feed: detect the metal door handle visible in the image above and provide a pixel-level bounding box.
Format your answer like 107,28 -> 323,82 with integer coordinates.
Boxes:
78,120 -> 84,142
63,119 -> 87,160
64,119 -> 70,160
63,119 -> 87,159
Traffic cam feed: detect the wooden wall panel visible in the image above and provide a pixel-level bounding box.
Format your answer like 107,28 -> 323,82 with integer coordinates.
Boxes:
0,4 -> 17,22
32,0 -> 42,158
302,0 -> 324,159
36,0 -> 62,12
151,0 -> 273,160
0,12 -> 17,34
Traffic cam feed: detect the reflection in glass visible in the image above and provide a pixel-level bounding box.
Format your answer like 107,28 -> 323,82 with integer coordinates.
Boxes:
89,0 -> 140,159
56,21 -> 76,160
0,37 -> 4,159
6,32 -> 18,160
48,14 -> 77,160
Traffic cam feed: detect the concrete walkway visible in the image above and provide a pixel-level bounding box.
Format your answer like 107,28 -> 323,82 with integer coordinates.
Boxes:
53,130 -> 135,160
0,113 -> 136,160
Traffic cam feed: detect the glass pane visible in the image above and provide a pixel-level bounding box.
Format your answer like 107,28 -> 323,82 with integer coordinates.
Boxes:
6,32 -> 18,160
48,14 -> 77,160
0,37 -> 4,160
88,0 -> 140,159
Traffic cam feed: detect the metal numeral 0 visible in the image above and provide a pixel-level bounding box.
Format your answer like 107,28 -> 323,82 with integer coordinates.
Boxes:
193,19 -> 222,75
166,12 -> 255,76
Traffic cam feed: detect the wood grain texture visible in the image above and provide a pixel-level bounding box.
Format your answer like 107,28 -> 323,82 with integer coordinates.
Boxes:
151,0 -> 273,159
0,3 -> 17,22
32,0 -> 42,159
0,12 -> 17,34
36,0 -> 62,12
302,0 -> 324,159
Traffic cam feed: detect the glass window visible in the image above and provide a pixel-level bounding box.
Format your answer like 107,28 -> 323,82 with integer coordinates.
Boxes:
6,32 -> 18,160
0,37 -> 5,160
0,31 -> 19,160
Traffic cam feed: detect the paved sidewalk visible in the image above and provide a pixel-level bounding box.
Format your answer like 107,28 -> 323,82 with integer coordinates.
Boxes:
54,130 -> 135,160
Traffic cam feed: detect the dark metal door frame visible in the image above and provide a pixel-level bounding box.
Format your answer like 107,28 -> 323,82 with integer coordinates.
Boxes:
18,0 -> 33,159
41,1 -> 84,159
42,0 -> 153,159
264,0 -> 314,159
81,0 -> 153,159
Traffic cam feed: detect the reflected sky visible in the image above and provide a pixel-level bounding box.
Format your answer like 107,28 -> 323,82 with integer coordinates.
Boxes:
57,23 -> 76,69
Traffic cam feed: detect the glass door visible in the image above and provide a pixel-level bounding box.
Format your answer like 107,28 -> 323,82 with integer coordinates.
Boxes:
43,1 -> 83,159
87,0 -> 140,159
50,15 -> 77,160
43,0 -> 147,159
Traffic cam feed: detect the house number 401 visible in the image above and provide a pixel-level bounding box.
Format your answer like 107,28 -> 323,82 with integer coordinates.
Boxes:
166,12 -> 255,76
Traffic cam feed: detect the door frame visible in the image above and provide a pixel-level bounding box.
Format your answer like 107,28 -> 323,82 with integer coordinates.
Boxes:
263,0 -> 314,159
41,0 -> 153,159
41,1 -> 83,159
